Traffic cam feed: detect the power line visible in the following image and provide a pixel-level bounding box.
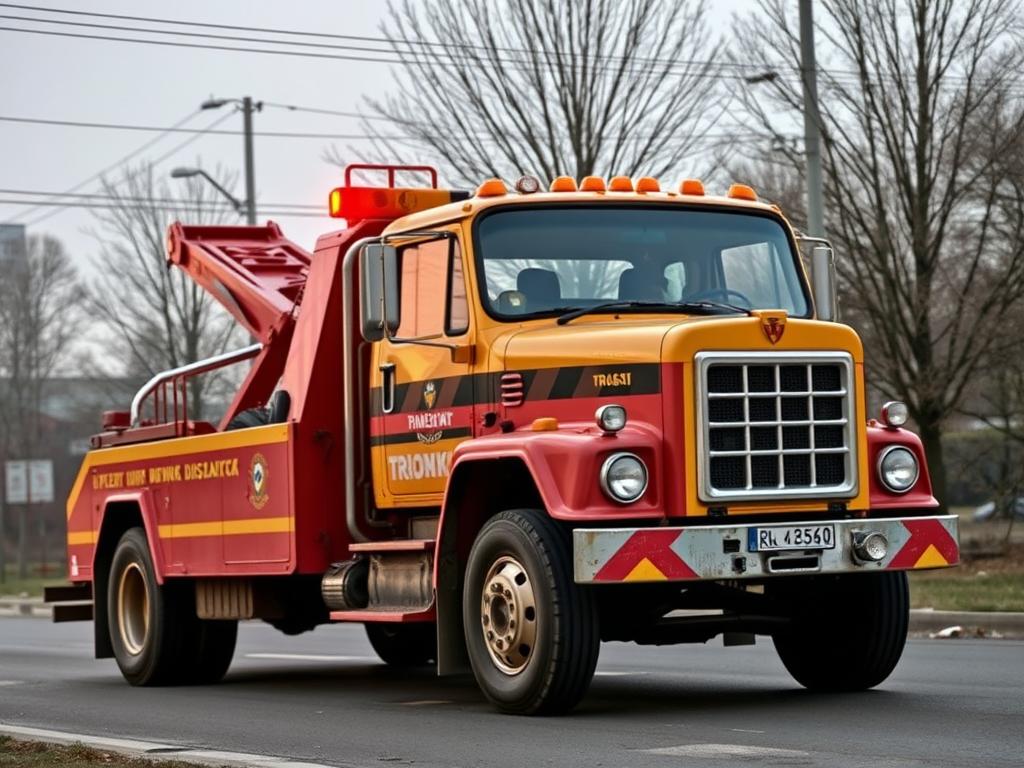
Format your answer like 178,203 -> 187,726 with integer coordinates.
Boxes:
0,114 -> 783,143
0,2 -> 764,73
19,110 -> 236,227
0,199 -> 327,218
0,22 -> 764,83
0,188 -> 322,209
6,109 -> 198,224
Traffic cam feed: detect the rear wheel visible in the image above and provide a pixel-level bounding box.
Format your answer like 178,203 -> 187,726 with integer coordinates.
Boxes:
365,623 -> 437,666
771,571 -> 909,691
107,528 -> 236,685
463,509 -> 600,715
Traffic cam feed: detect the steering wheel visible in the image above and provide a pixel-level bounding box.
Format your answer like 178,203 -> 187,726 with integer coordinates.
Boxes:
684,288 -> 754,308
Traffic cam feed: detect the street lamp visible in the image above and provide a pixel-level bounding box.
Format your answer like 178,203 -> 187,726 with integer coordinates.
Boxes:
170,167 -> 246,216
199,95 -> 261,225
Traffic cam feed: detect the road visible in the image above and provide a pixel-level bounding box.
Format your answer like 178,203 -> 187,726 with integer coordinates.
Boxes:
1,617 -> 1022,768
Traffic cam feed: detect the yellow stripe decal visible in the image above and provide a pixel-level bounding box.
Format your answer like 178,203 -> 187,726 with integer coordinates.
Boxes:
66,424 -> 290,520
158,516 -> 294,539
68,530 -> 98,546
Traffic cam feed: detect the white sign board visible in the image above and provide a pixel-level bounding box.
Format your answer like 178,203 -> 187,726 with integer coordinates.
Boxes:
4,459 -> 54,504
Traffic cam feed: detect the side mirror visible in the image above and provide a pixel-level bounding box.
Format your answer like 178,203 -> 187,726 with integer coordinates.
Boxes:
382,244 -> 400,336
359,243 -> 399,340
812,245 -> 837,322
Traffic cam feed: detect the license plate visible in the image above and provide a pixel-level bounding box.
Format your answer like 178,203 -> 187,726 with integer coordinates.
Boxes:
748,524 -> 836,551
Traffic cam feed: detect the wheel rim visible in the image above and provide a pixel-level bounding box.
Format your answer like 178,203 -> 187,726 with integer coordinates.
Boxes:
479,555 -> 537,676
117,562 -> 149,656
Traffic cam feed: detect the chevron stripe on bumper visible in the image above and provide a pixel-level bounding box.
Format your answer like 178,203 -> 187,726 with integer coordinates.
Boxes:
573,515 -> 959,584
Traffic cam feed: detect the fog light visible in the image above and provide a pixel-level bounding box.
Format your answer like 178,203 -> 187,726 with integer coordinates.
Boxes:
880,400 -> 909,427
878,445 -> 919,493
600,452 -> 647,503
852,531 -> 889,562
595,404 -> 627,433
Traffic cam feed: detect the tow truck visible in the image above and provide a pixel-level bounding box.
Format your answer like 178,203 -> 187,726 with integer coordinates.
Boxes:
51,164 -> 959,714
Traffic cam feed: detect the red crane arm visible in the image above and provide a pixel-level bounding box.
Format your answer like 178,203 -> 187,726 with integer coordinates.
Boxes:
166,221 -> 312,344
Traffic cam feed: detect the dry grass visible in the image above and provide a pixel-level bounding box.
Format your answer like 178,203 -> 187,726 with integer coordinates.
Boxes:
0,737 -> 216,768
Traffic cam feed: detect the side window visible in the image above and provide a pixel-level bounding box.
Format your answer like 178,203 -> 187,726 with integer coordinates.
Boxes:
447,249 -> 469,335
396,236 -> 468,339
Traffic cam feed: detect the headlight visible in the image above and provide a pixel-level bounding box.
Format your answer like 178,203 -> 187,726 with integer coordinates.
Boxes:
880,401 -> 909,427
600,452 -> 648,503
595,404 -> 627,433
877,446 -> 918,493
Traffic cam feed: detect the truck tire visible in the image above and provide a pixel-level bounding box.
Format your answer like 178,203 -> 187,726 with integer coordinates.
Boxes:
108,528 -> 237,685
107,528 -> 191,685
771,571 -> 909,691
365,623 -> 437,666
462,509 -> 600,715
226,407 -> 270,430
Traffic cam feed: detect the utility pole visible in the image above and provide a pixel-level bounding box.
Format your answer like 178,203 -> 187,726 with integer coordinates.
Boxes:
799,0 -> 825,239
199,96 -> 261,224
242,96 -> 257,226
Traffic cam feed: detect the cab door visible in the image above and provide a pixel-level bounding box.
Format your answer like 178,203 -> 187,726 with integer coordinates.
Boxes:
375,230 -> 474,503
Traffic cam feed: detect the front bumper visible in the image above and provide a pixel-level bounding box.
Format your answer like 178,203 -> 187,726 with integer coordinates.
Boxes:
573,515 -> 959,584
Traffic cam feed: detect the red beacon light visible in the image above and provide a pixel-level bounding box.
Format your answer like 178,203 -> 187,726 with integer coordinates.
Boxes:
327,163 -> 467,222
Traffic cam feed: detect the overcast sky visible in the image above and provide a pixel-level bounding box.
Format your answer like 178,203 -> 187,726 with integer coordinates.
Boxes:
1,0 -> 753,261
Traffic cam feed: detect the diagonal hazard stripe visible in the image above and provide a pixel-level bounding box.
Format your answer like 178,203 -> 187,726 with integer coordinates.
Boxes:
593,530 -> 697,581
888,519 -> 959,569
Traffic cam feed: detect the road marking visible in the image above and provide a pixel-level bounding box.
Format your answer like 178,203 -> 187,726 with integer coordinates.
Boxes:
245,653 -> 376,662
644,744 -> 808,759
594,670 -> 647,677
0,724 -> 346,768
730,729 -> 767,734
399,700 -> 452,706
0,680 -> 23,686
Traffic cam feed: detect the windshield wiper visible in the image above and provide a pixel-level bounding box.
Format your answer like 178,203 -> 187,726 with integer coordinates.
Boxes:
556,300 -> 751,325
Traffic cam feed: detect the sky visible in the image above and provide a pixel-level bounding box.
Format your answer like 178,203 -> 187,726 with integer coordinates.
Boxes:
0,0 -> 755,262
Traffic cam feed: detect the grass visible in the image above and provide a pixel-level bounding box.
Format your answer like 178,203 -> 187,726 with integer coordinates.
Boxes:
0,737 -> 213,768
909,538 -> 1024,612
0,565 -> 65,599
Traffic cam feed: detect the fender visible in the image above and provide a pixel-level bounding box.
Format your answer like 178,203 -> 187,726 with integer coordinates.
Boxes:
97,490 -> 167,584
432,421 -> 664,674
866,424 -> 938,509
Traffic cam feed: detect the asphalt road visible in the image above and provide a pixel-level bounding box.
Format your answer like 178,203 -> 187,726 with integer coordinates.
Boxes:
1,617 -> 1022,768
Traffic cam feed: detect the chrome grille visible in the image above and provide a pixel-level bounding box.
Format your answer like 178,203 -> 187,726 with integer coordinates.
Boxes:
696,352 -> 857,501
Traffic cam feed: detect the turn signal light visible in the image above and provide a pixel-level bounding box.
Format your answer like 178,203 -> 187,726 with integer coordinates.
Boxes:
549,175 -> 578,192
327,186 -> 458,221
476,178 -> 508,197
635,176 -> 660,193
608,176 -> 634,192
679,179 -> 705,195
727,183 -> 758,201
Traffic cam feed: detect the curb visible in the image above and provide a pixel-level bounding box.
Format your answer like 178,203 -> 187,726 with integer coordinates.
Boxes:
909,608 -> 1024,637
0,724 -> 345,768
0,598 -> 49,618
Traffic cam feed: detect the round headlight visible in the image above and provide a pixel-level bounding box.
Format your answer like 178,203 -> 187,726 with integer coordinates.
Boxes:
600,452 -> 648,503
881,401 -> 909,427
595,404 -> 627,433
878,446 -> 919,493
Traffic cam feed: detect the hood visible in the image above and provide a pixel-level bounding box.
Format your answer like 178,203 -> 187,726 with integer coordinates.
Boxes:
497,314 -> 864,372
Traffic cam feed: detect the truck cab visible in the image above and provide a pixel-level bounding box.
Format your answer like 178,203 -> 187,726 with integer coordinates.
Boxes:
56,165 -> 959,715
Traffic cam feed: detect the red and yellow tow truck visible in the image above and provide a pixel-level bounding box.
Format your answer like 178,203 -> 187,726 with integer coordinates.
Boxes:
49,165 -> 959,714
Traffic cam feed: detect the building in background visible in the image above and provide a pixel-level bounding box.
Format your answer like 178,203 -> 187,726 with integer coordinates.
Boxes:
0,224 -> 27,267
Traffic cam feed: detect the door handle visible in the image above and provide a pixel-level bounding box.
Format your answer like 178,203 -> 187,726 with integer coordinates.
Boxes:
380,362 -> 396,414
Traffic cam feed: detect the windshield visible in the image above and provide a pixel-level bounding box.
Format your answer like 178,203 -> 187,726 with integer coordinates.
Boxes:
474,206 -> 810,319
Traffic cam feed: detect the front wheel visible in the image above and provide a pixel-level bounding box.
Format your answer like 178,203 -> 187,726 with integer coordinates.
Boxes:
463,509 -> 599,715
771,571 -> 909,691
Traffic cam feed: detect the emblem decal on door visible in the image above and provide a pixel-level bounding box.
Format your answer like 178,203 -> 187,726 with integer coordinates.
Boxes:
249,453 -> 269,510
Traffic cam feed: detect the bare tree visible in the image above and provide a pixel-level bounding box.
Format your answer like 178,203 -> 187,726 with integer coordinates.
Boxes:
735,0 -> 1024,505
327,0 -> 728,186
88,163 -> 246,422
0,236 -> 83,578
